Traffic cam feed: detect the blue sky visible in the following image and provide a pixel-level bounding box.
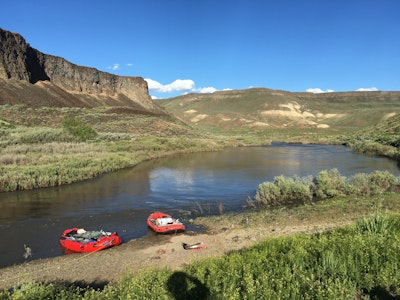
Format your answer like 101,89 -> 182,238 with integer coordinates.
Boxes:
1,0 -> 399,98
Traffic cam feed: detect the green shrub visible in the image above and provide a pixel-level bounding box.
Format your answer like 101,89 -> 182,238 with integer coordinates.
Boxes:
62,116 -> 97,141
255,169 -> 400,208
255,181 -> 282,206
347,171 -> 399,196
313,168 -> 347,199
2,282 -> 83,300
375,135 -> 400,148
255,175 -> 313,207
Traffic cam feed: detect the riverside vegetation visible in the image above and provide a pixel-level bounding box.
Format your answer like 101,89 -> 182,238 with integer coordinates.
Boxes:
2,104 -> 400,298
0,105 -> 243,192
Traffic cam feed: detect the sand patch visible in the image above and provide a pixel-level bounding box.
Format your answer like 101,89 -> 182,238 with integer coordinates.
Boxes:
382,112 -> 396,120
191,114 -> 208,122
302,111 -> 315,118
259,102 -> 344,128
184,109 -> 197,114
249,121 -> 269,128
216,114 -> 232,122
261,109 -> 303,118
280,102 -> 301,111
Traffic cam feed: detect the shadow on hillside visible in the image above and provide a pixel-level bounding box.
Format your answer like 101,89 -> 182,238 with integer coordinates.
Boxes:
167,271 -> 210,300
364,286 -> 400,300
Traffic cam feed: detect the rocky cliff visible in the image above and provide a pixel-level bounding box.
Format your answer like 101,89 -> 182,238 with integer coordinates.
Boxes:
0,28 -> 165,113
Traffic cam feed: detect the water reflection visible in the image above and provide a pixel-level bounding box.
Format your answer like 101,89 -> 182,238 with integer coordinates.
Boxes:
0,143 -> 399,267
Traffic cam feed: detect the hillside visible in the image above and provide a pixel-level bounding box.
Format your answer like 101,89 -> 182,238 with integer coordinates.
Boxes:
160,88 -> 400,132
361,112 -> 400,136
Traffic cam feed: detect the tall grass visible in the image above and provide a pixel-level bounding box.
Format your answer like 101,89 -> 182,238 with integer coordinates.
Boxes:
355,209 -> 395,235
3,213 -> 400,299
0,132 -> 233,192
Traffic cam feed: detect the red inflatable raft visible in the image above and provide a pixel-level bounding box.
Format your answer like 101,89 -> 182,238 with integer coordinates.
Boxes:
147,212 -> 186,234
60,228 -> 122,253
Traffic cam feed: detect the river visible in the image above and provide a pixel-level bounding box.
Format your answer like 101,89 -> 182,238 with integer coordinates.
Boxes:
0,143 -> 399,268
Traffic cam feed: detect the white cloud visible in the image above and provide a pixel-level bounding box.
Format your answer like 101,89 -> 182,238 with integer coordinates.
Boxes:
306,87 -> 379,93
145,78 -> 221,96
355,87 -> 378,92
145,78 -> 164,91
107,63 -> 133,71
197,87 -> 217,94
111,64 -> 120,70
145,78 -> 195,93
169,79 -> 195,92
306,88 -> 334,94
107,63 -> 120,71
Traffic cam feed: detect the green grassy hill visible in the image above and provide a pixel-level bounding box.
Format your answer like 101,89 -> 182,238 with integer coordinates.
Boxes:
361,112 -> 400,136
345,111 -> 400,154
159,88 -> 400,134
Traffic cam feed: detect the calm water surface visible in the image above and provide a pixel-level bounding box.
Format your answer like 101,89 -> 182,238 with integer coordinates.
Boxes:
1,143 -> 399,267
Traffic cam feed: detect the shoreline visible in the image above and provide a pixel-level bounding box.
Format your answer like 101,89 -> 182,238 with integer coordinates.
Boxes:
0,209 -> 353,291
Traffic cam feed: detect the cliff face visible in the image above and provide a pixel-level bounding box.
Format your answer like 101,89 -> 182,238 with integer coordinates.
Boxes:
0,28 -> 47,82
0,28 -> 164,113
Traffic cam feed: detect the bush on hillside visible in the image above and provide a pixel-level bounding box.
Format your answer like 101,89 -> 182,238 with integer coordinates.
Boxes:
62,116 -> 97,141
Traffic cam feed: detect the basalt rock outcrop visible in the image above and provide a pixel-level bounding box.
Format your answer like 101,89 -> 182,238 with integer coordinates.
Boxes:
0,28 -> 165,113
